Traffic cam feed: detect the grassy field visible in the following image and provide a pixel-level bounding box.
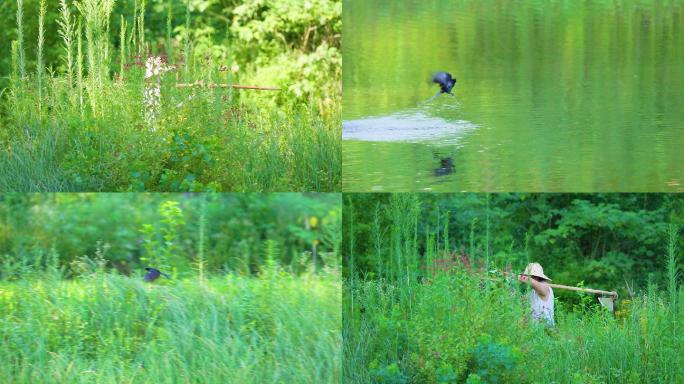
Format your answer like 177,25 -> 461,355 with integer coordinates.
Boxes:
345,269 -> 683,383
0,266 -> 341,383
343,196 -> 683,383
0,0 -> 340,191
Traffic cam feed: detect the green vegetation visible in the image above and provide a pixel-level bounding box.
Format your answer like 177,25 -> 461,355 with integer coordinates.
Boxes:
0,193 -> 341,383
0,193 -> 341,274
1,270 -> 340,383
344,194 -> 684,383
0,0 -> 341,191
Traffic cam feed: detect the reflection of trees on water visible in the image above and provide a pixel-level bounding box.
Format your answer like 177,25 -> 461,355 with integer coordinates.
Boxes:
344,1 -> 684,191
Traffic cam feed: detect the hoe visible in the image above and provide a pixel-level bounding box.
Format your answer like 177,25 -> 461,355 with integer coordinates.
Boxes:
489,271 -> 618,312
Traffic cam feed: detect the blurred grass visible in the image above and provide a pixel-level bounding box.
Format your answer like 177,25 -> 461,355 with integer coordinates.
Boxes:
0,268 -> 341,383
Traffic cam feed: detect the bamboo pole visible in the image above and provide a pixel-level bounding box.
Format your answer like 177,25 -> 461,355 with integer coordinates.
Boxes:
486,273 -> 618,298
546,283 -> 617,298
176,82 -> 280,91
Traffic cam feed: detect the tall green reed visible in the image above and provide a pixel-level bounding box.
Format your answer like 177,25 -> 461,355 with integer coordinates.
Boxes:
372,203 -> 384,278
195,196 -> 207,285
16,0 -> 26,79
166,0 -> 173,57
138,0 -> 146,54
347,195 -> 356,317
77,19 -> 84,115
119,15 -> 126,79
10,42 -> 19,86
37,0 -> 46,115
131,0 -> 138,54
666,225 -> 679,317
75,0 -> 116,115
58,0 -> 75,89
184,0 -> 191,77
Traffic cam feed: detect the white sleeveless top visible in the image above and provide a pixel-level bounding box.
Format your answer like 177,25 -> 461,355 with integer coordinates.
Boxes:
530,286 -> 554,327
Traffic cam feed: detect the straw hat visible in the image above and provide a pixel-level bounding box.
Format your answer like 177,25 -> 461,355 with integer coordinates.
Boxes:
523,262 -> 551,281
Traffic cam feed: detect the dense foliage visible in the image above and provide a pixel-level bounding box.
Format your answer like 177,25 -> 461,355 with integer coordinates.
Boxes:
1,0 -> 341,108
345,270 -> 683,383
344,194 -> 683,383
0,193 -> 341,278
344,194 -> 684,294
0,0 -> 340,191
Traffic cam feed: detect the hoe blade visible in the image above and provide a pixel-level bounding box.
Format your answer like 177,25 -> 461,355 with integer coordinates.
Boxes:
598,296 -> 615,312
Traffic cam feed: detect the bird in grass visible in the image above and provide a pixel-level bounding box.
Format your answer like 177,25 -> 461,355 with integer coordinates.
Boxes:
144,267 -> 170,282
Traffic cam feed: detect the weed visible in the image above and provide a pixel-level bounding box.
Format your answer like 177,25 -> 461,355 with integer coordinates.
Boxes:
58,0 -> 75,88
344,195 -> 684,383
16,0 -> 26,79
0,267 -> 341,383
37,0 -> 46,115
1,1 -> 340,191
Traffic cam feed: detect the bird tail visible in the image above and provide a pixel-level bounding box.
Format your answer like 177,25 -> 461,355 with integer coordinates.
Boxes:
161,272 -> 171,278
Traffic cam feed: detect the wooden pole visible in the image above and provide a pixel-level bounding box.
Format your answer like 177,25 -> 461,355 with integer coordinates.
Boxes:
546,283 -> 617,298
176,82 -> 280,91
487,273 -> 618,298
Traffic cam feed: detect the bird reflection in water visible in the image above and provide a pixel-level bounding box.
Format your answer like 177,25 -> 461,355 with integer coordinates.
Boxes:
433,156 -> 454,177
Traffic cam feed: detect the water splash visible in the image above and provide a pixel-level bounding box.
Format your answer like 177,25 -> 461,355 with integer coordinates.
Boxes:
342,110 -> 476,145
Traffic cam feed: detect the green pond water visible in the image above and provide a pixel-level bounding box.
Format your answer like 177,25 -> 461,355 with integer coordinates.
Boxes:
343,0 -> 684,192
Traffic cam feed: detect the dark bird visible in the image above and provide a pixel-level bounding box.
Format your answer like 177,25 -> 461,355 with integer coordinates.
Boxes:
432,71 -> 457,96
433,157 -> 455,177
144,267 -> 170,282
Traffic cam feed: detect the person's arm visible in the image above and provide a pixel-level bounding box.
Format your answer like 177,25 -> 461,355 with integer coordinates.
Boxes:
518,274 -> 550,300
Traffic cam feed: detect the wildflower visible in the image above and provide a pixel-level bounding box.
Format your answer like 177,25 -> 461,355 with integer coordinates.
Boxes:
145,56 -> 171,79
143,56 -> 174,130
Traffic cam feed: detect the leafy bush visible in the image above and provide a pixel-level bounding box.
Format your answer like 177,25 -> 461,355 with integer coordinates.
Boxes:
464,334 -> 519,384
369,362 -> 408,384
435,363 -> 458,383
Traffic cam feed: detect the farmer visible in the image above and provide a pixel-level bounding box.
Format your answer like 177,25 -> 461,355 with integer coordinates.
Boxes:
518,263 -> 554,327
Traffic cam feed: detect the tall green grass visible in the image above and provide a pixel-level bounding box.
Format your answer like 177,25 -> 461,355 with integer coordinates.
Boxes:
1,0 -> 340,192
344,198 -> 683,383
0,265 -> 341,383
15,0 -> 26,79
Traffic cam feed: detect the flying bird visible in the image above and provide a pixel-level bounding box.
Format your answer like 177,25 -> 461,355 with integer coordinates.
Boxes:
144,267 -> 170,282
432,71 -> 457,96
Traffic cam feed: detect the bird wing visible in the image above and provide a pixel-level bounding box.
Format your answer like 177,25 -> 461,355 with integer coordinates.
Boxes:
432,72 -> 446,84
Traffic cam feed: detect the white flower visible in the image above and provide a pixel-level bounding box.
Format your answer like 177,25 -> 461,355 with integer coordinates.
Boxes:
143,56 -> 175,130
145,56 -> 172,79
